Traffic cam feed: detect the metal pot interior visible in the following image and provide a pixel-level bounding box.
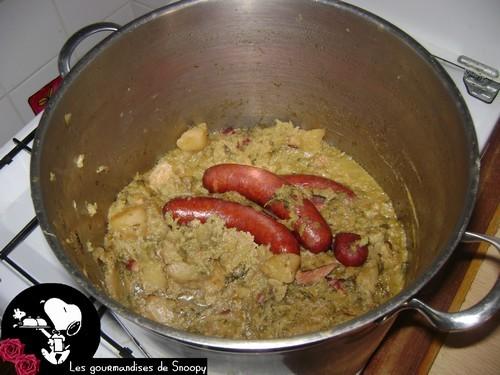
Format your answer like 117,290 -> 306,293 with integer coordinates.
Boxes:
31,0 -> 478,348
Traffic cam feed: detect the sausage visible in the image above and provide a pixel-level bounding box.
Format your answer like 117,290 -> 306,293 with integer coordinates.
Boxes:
281,174 -> 355,198
203,164 -> 332,253
333,232 -> 368,267
203,163 -> 282,207
293,199 -> 332,253
163,197 -> 300,254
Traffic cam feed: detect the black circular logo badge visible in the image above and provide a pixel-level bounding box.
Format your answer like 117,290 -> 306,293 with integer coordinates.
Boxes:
1,283 -> 100,374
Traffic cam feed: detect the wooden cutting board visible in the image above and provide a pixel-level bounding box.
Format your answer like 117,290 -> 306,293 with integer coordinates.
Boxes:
363,120 -> 500,374
428,226 -> 499,374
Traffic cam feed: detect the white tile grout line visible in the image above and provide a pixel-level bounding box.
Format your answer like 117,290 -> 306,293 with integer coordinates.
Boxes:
6,57 -> 59,91
4,57 -> 59,122
133,0 -> 161,10
4,0 -> 134,123
0,0 -> 67,119
0,1 -> 68,106
50,0 -> 71,38
107,1 -> 135,21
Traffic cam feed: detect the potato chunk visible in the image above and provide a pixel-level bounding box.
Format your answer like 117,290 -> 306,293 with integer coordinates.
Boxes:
109,205 -> 146,237
260,254 -> 301,284
176,122 -> 208,151
142,296 -> 176,324
147,160 -> 174,191
289,128 -> 325,152
141,261 -> 168,292
166,262 -> 205,283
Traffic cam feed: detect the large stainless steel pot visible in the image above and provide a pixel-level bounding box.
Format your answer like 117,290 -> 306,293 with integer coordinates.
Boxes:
31,0 -> 499,373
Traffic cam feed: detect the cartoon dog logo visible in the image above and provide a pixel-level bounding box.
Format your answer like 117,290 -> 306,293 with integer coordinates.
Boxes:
13,298 -> 82,365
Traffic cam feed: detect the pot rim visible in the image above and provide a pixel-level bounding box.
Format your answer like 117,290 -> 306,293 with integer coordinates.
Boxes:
31,0 -> 480,352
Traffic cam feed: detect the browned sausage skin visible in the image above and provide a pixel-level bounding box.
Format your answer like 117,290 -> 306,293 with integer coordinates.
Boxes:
202,163 -> 282,207
163,196 -> 300,254
293,199 -> 332,253
281,174 -> 355,198
333,232 -> 368,267
202,164 -> 332,253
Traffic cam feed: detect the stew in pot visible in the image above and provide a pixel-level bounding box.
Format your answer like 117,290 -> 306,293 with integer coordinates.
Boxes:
93,120 -> 408,339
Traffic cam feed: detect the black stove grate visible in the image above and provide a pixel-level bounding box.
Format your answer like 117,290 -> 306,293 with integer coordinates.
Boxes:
0,128 -> 36,169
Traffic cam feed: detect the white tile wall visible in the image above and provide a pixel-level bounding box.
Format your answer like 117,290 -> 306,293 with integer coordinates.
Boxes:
9,58 -> 60,124
0,97 -> 25,145
0,0 -> 160,146
0,0 -> 66,92
130,1 -> 156,18
52,0 -> 128,34
107,3 -> 137,25
0,0 -> 183,146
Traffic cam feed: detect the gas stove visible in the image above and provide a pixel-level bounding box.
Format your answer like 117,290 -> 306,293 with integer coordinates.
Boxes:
1,0 -> 499,372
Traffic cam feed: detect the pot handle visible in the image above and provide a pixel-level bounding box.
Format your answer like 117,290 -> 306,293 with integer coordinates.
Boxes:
58,22 -> 120,78
404,231 -> 499,331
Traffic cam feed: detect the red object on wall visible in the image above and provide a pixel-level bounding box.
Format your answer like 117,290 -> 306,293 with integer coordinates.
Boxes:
28,76 -> 63,115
